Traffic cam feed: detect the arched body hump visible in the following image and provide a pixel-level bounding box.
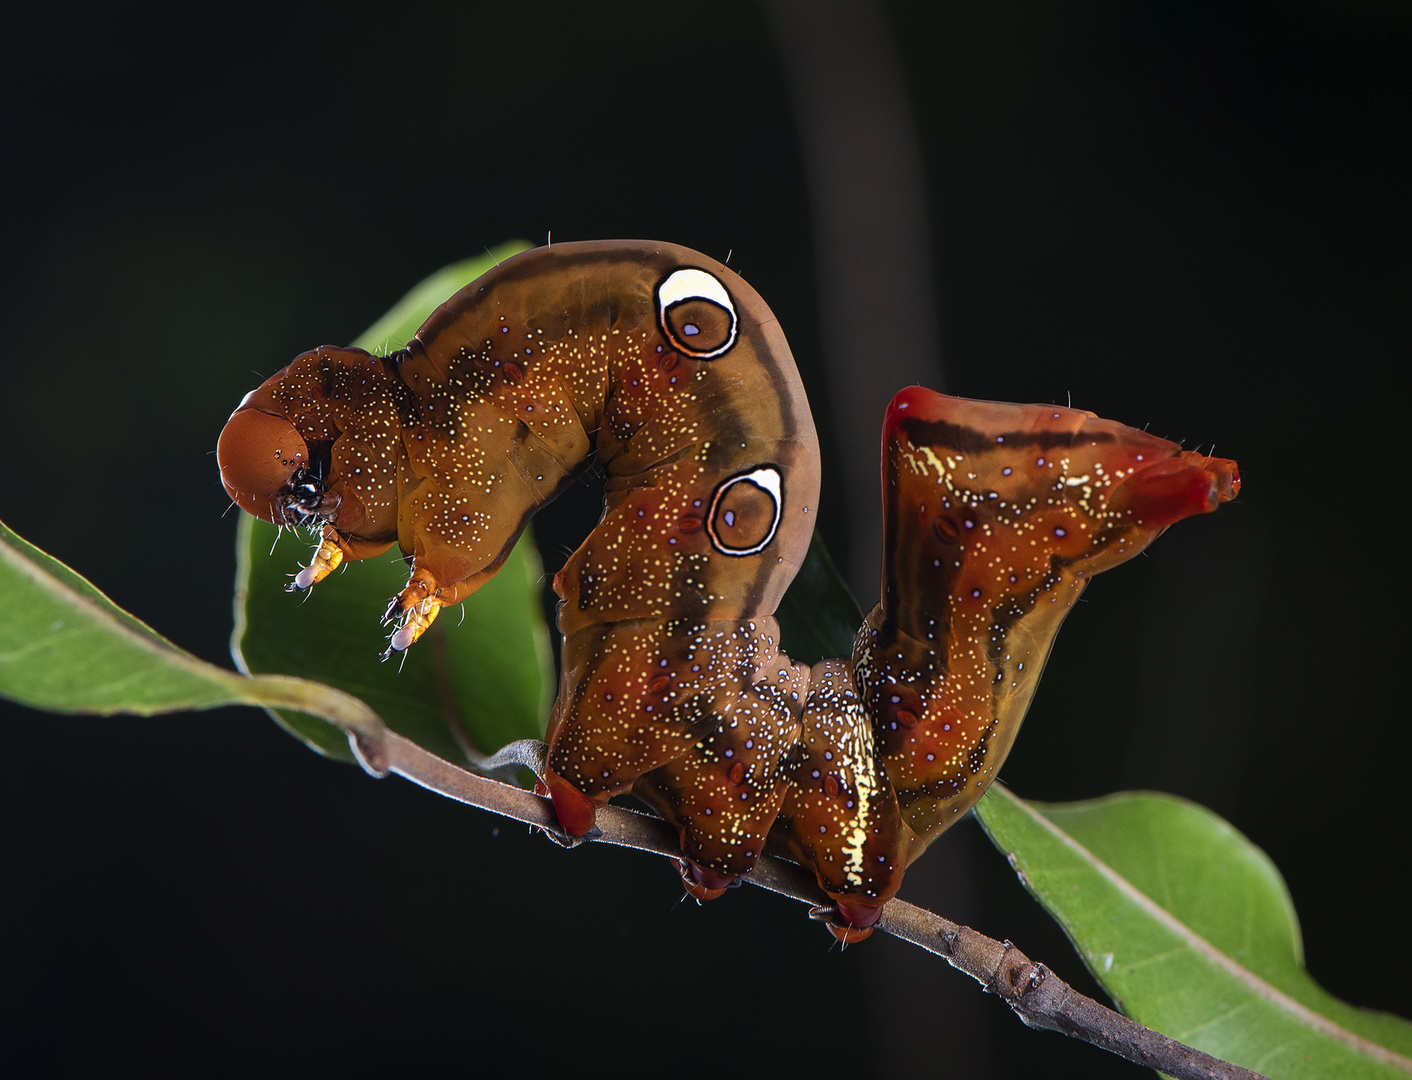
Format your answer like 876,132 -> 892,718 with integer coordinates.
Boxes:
398,242 -> 822,878
218,240 -> 823,885
394,241 -> 820,621
217,243 -> 1240,943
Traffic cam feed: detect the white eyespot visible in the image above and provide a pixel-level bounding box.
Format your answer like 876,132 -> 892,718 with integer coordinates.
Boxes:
706,466 -> 783,556
656,267 -> 739,359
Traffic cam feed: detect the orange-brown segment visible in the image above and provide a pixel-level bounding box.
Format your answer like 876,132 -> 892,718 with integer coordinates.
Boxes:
859,386 -> 1241,854
216,407 -> 308,522
218,248 -> 1240,942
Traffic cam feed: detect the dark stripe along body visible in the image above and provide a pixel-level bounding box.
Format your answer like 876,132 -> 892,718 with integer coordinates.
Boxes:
217,240 -> 1240,939
855,389 -> 1239,866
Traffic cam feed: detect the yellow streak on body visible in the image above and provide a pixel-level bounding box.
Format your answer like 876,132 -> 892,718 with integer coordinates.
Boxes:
839,724 -> 878,887
898,444 -> 950,481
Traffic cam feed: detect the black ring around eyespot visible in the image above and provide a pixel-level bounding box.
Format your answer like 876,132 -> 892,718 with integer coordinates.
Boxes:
656,266 -> 739,359
706,465 -> 784,556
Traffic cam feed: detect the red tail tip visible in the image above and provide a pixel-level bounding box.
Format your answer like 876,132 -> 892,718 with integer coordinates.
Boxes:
545,771 -> 599,837
678,859 -> 736,902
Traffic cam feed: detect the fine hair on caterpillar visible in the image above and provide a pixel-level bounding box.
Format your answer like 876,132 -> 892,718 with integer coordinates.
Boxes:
217,240 -> 1240,941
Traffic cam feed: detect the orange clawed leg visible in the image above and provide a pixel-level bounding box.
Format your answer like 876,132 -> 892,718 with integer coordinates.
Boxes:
286,527 -> 345,592
381,567 -> 444,658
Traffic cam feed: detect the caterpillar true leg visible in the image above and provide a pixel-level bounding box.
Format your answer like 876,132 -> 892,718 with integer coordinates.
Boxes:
287,527 -> 346,592
380,569 -> 442,655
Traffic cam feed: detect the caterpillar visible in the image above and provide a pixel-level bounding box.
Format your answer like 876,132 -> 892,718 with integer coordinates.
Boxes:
217,240 -> 1239,940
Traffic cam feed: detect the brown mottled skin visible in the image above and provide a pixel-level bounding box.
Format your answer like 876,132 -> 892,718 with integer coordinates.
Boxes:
855,389 -> 1241,869
218,241 -> 1239,940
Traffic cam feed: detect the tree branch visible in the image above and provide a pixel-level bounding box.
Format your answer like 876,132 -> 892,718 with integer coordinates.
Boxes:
354,729 -> 1268,1080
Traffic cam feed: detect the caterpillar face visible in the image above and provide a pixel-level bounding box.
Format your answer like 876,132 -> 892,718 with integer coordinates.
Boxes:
217,402 -> 315,525
218,346 -> 406,565
219,244 -> 1239,941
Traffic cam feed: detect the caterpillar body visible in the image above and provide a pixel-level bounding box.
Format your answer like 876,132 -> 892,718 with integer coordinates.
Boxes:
217,240 -> 1239,939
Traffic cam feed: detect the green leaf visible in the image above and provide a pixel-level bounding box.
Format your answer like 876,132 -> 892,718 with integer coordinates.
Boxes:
231,242 -> 554,765
776,531 -> 864,664
233,517 -> 552,764
0,517 -> 385,744
974,787 -> 1412,1078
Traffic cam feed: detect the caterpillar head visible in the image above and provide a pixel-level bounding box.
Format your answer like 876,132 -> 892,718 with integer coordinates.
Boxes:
218,346 -> 396,533
218,373 -> 332,528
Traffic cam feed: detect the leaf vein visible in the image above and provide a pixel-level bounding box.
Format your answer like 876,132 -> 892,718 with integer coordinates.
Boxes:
1009,787 -> 1412,1072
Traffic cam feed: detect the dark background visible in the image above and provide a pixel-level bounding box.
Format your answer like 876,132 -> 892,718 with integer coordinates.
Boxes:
2,2 -> 1408,1077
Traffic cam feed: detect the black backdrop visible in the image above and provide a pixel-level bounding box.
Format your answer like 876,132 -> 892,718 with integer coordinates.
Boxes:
2,2 -> 1408,1077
